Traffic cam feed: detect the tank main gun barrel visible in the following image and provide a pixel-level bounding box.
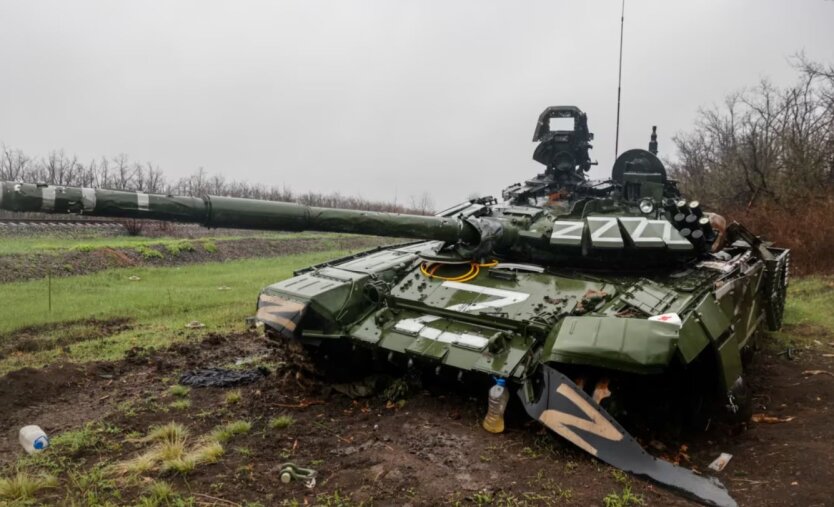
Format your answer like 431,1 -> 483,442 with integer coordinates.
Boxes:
0,181 -> 483,245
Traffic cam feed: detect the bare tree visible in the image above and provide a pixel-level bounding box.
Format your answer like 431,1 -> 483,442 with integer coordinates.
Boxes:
671,59 -> 834,211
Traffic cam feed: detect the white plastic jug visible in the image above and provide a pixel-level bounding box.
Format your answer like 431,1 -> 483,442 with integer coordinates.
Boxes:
19,425 -> 49,454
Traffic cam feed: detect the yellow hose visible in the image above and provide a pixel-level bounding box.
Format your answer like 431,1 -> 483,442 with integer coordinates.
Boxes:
419,260 -> 497,282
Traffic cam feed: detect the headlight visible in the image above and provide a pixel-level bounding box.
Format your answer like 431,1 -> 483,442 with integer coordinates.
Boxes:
638,198 -> 654,214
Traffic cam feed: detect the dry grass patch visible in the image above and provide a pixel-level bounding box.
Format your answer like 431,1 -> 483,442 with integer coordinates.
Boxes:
268,414 -> 295,430
187,440 -> 224,464
211,420 -> 252,443
0,471 -> 58,501
167,384 -> 190,398
115,421 -> 237,478
169,399 -> 191,410
224,389 -> 242,405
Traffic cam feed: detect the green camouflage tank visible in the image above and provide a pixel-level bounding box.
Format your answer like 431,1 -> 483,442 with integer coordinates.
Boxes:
0,106 -> 789,507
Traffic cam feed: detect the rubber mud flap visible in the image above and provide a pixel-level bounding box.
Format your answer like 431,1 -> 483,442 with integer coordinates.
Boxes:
518,365 -> 737,507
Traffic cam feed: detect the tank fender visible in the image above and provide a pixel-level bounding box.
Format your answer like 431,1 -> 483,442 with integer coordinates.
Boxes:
258,267 -> 375,337
543,316 -> 678,374
256,292 -> 308,340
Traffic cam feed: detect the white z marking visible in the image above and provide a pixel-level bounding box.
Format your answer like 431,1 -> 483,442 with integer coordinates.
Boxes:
550,221 -> 585,246
394,281 -> 529,349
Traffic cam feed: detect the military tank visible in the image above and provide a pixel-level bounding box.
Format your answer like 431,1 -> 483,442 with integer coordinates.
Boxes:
0,106 -> 788,506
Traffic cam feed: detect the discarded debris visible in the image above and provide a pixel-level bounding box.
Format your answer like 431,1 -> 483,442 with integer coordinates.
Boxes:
272,399 -> 324,409
185,320 -> 205,329
128,275 -> 141,281
751,413 -> 795,424
592,377 -> 612,404
19,425 -> 49,454
180,367 -> 269,387
279,462 -> 317,489
217,286 -> 231,291
777,347 -> 796,360
708,453 -> 733,472
802,369 -> 834,377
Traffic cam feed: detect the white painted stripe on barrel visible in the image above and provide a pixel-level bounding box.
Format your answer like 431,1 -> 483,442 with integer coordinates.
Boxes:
41,187 -> 56,211
81,188 -> 96,212
137,192 -> 149,211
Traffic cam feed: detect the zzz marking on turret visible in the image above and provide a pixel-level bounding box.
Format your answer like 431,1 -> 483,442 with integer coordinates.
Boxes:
587,217 -> 623,249
657,220 -> 694,250
619,217 -> 665,248
550,220 -> 585,246
551,217 -> 694,251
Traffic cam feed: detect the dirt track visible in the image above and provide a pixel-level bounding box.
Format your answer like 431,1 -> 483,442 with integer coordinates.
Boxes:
1,327 -> 832,506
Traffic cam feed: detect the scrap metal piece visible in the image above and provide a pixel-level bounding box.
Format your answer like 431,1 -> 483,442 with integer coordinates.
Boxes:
519,365 -> 737,507
279,462 -> 317,488
708,453 -> 733,472
592,377 -> 611,404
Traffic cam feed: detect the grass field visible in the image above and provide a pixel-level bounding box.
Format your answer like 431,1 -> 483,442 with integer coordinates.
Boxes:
782,276 -> 834,333
0,231 -> 336,255
0,249 -> 351,374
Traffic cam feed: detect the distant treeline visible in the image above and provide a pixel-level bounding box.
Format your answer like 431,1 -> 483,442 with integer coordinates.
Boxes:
0,150 -> 434,215
671,55 -> 834,274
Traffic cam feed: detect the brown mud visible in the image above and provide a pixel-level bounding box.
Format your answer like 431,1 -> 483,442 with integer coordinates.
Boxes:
0,317 -> 133,358
1,329 -> 832,506
0,235 -> 394,284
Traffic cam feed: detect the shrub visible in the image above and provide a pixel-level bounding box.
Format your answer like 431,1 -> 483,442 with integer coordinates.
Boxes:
135,245 -> 164,259
723,197 -> 834,276
164,241 -> 195,256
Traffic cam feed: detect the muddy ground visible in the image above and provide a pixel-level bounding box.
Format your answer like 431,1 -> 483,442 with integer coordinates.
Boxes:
0,235 -> 393,284
0,325 -> 832,506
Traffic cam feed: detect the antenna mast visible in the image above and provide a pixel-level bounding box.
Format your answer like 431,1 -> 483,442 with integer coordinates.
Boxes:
614,0 -> 625,158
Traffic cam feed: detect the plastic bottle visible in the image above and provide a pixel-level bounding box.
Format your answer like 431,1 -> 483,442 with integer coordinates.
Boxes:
19,425 -> 49,454
482,378 -> 510,433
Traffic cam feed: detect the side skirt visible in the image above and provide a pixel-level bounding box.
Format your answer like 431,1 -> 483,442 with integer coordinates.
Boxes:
518,365 -> 737,507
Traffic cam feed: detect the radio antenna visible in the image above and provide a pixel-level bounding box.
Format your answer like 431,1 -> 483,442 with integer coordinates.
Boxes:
614,0 -> 625,158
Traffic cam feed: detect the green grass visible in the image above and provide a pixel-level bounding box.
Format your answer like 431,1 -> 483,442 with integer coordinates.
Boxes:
211,421 -> 252,443
51,422 -> 120,456
0,249 -> 353,373
164,241 -> 195,256
135,245 -> 165,259
169,399 -> 191,410
770,275 -> 834,348
168,385 -> 190,398
0,231 -> 343,255
602,486 -> 644,507
268,415 -> 295,430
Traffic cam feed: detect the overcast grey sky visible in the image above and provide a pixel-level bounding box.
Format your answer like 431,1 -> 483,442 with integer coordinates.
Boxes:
1,1 -> 833,207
